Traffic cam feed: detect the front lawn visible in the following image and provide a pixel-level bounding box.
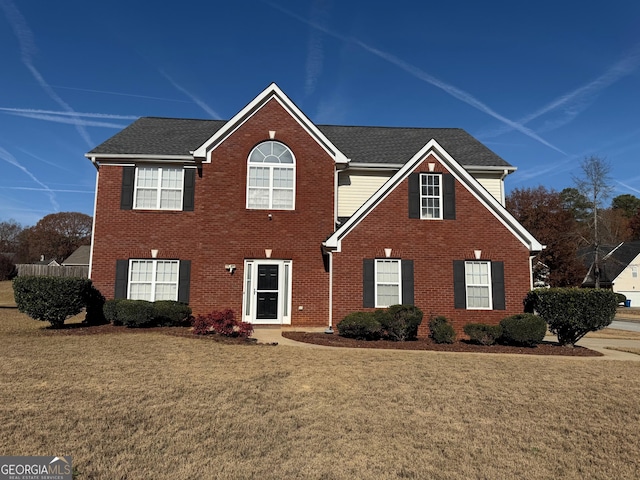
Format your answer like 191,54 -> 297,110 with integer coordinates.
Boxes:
1,304 -> 640,479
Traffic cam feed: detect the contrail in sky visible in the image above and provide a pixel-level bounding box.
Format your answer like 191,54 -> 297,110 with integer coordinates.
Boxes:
263,1 -> 565,155
0,107 -> 138,120
1,111 -> 128,128
160,70 -> 222,119
0,0 -> 93,146
50,85 -> 194,103
0,146 -> 59,210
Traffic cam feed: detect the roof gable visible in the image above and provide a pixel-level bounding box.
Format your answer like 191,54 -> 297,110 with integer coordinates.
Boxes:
192,83 -> 349,164
324,139 -> 542,252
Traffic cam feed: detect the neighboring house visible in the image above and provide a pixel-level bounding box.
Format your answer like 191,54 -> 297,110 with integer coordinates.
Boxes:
582,240 -> 640,306
62,245 -> 91,267
86,83 -> 542,334
34,255 -> 60,267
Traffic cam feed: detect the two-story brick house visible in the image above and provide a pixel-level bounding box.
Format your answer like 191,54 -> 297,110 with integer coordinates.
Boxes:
86,83 -> 542,335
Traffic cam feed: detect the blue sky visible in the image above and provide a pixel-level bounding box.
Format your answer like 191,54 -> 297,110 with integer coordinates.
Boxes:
1,0 -> 639,227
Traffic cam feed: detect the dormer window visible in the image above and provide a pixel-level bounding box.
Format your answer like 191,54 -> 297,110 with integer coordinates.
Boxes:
247,141 -> 295,210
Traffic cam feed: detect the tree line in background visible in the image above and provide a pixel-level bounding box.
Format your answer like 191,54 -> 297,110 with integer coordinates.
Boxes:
0,212 -> 92,277
506,156 -> 640,288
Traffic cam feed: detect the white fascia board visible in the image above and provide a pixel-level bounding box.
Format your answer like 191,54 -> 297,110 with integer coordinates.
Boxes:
345,163 -> 405,170
464,165 -> 517,173
325,139 -> 543,253
85,153 -> 195,161
191,83 -> 350,165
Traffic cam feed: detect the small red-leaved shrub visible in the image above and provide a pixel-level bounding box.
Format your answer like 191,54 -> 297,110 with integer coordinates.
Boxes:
192,309 -> 253,338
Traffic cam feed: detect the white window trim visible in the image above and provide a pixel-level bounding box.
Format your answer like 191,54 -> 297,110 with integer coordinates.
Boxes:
246,142 -> 296,210
420,173 -> 443,220
375,259 -> 402,308
465,260 -> 492,310
128,259 -> 180,302
133,166 -> 184,211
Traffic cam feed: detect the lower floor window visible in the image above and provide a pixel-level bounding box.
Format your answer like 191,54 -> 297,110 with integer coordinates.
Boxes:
465,261 -> 492,309
376,259 -> 401,307
129,259 -> 179,301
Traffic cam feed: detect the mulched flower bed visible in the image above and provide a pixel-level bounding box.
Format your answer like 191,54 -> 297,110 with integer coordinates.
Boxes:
39,323 -> 261,345
282,332 -> 602,356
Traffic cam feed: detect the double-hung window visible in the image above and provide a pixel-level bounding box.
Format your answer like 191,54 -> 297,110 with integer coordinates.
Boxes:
134,166 -> 184,210
420,173 -> 442,219
128,259 -> 179,301
465,261 -> 492,309
247,141 -> 295,210
375,259 -> 401,307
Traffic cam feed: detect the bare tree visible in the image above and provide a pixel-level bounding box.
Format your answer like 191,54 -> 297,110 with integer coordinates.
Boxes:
573,156 -> 614,288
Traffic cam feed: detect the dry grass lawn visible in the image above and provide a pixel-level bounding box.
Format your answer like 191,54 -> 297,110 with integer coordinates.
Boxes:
2,281 -> 640,478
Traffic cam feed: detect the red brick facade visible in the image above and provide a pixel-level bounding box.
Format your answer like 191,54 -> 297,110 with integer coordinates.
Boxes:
89,87 -> 537,336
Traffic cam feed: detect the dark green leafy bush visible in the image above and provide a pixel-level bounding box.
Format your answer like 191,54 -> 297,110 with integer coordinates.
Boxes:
83,283 -> 107,325
0,255 -> 17,281
115,300 -> 156,328
615,293 -> 627,306
499,313 -> 547,347
463,323 -> 502,346
376,304 -> 423,341
103,299 -> 122,325
337,312 -> 383,340
428,316 -> 456,344
524,288 -> 617,346
153,301 -> 192,327
12,276 -> 93,328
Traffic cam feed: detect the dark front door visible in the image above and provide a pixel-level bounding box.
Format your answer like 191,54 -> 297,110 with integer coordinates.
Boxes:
256,264 -> 279,320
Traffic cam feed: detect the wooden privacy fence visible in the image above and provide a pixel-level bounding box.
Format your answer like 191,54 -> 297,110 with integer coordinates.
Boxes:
16,265 -> 89,278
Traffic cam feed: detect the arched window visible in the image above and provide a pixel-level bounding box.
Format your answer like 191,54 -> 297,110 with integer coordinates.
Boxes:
247,141 -> 295,210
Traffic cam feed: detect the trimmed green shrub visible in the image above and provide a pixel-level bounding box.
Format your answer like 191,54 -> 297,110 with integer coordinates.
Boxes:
376,304 -> 423,341
153,301 -> 192,327
463,323 -> 502,346
337,312 -> 383,340
115,300 -> 156,328
428,315 -> 456,344
12,276 -> 92,328
524,288 -> 617,346
0,255 -> 17,281
83,283 -> 107,325
103,299 -> 122,325
499,313 -> 547,347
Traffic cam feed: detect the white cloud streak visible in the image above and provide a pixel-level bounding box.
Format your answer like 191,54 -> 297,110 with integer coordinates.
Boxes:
304,0 -> 329,95
0,0 -> 93,146
0,146 -> 59,211
481,44 -> 640,138
263,1 -> 565,155
2,186 -> 94,193
50,85 -> 194,103
2,111 -> 128,128
0,107 -> 138,120
160,70 -> 221,119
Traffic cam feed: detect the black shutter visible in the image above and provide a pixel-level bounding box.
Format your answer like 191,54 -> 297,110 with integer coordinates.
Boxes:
183,169 -> 195,211
178,260 -> 191,304
443,173 -> 456,220
453,260 -> 466,309
363,259 -> 375,308
115,259 -> 129,299
408,173 -> 420,219
120,166 -> 135,210
491,261 -> 506,310
401,259 -> 414,305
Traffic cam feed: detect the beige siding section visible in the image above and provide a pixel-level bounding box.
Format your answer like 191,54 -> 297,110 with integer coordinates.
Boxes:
338,171 -> 394,217
613,253 -> 640,305
473,173 -> 504,205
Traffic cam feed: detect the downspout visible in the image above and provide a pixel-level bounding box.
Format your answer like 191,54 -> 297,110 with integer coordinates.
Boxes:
88,161 -> 99,279
326,251 -> 334,334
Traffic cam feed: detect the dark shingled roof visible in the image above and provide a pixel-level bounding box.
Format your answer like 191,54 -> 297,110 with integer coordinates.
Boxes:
88,117 -> 512,168
582,240 -> 640,287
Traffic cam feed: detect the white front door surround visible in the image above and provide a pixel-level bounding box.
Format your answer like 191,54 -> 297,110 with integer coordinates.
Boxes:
243,259 -> 292,325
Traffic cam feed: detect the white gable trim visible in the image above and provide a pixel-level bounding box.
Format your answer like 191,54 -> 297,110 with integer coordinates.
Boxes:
191,83 -> 349,165
324,139 -> 543,253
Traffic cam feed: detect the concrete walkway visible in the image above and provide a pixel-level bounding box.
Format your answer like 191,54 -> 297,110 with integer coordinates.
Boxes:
252,326 -> 640,361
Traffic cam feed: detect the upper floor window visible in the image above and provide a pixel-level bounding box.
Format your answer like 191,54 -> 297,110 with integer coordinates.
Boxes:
134,166 -> 184,210
420,173 -> 442,219
247,141 -> 295,210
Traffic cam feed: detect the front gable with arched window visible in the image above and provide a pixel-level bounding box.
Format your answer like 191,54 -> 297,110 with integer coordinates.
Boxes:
246,141 -> 296,210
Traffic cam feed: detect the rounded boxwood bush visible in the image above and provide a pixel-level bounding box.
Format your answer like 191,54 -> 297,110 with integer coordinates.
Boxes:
463,323 -> 502,346
377,304 -> 423,341
337,312 -> 383,340
499,313 -> 547,347
428,316 -> 456,344
153,301 -> 192,327
115,300 -> 156,328
103,299 -> 122,325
